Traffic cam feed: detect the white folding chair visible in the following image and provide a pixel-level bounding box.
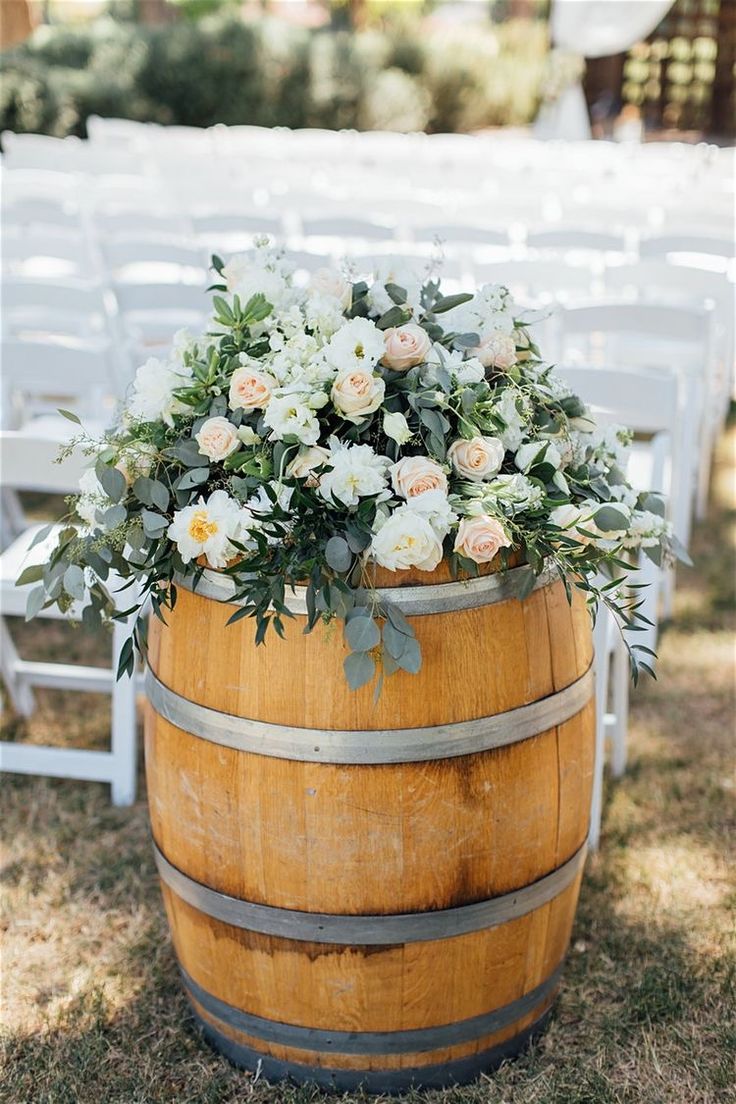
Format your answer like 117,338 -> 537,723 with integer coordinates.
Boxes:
1,278 -> 112,341
101,237 -> 209,286
112,282 -> 207,370
639,232 -> 735,274
553,301 -> 715,550
473,258 -> 596,306
0,432 -> 139,806
558,365 -> 682,851
525,227 -> 629,257
1,338 -> 122,429
1,227 -> 100,280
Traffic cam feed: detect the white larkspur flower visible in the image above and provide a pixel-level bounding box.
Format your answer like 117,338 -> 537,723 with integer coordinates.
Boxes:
404,489 -> 457,539
483,473 -> 544,514
76,467 -> 108,528
366,261 -> 424,318
167,489 -> 253,569
318,442 -> 390,508
515,439 -> 563,473
323,317 -> 385,373
622,509 -> 670,549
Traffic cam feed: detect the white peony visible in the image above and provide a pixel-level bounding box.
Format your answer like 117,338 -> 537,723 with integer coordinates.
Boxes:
403,489 -> 457,539
127,357 -> 191,428
323,317 -> 386,373
319,443 -> 390,508
167,489 -> 253,569
370,505 -> 444,572
262,392 -> 322,446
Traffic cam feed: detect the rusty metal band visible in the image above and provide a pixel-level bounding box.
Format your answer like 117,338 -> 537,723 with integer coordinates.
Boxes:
154,841 -> 586,945
175,560 -> 557,617
190,1002 -> 552,1091
180,960 -> 562,1056
145,663 -> 593,765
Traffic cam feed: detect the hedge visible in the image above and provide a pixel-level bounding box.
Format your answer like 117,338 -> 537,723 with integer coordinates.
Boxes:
0,13 -> 548,138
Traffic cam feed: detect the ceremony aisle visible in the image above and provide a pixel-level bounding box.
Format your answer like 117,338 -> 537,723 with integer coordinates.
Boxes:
1,420 -> 733,1104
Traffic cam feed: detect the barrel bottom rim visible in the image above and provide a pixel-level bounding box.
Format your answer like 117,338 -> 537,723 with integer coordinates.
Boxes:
190,1005 -> 554,1094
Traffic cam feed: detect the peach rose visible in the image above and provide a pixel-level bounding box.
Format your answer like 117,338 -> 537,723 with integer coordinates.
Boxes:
382,323 -> 432,372
390,455 -> 448,499
228,366 -> 276,411
471,331 -> 517,370
287,445 -> 330,483
331,369 -> 385,424
448,436 -> 504,482
195,416 -> 240,462
453,514 -> 511,564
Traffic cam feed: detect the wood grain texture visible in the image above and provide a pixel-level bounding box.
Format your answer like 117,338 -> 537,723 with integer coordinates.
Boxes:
147,576 -> 592,730
146,564 -> 594,1080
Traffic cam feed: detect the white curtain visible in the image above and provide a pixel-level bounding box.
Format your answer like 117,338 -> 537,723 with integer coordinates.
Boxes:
535,0 -> 674,141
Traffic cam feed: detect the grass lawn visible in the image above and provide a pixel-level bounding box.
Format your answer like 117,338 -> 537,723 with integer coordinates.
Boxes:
1,427 -> 734,1104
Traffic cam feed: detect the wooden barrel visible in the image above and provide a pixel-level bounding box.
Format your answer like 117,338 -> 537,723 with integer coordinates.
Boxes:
144,560 -> 594,1093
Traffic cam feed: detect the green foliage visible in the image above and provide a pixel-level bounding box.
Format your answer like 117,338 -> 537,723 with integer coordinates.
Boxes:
0,14 -> 548,138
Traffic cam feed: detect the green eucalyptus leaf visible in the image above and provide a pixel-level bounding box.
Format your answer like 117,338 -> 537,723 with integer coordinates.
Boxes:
177,467 -> 210,491
25,585 -> 47,621
96,460 -> 126,503
343,651 -> 375,691
395,636 -> 422,674
141,509 -> 169,538
57,408 -> 81,424
150,481 -> 170,512
325,536 -> 352,573
15,563 -> 45,587
382,621 -> 408,660
432,292 -> 473,314
344,615 -> 380,653
63,564 -> 86,601
594,506 -> 630,532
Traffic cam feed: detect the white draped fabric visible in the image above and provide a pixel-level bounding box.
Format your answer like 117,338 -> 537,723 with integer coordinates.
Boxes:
535,0 -> 675,141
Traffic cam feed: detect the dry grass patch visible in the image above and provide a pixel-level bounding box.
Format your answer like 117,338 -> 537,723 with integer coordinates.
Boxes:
1,429 -> 734,1104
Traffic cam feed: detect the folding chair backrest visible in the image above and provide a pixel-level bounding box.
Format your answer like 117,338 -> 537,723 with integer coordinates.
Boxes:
1,338 -> 119,426
0,430 -> 88,494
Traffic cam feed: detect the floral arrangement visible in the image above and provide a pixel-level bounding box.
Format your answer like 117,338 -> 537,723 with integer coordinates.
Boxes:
26,242 -> 685,691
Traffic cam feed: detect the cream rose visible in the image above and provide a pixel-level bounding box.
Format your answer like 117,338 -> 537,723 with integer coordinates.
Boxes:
370,506 -> 444,572
310,268 -> 352,309
471,331 -> 517,370
454,515 -> 511,564
391,455 -> 448,499
194,417 -> 240,462
448,436 -> 504,482
331,368 -> 385,424
382,323 -> 432,372
287,445 -> 330,482
228,366 -> 276,412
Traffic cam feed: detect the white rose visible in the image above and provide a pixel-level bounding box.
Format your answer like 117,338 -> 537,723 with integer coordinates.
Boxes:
383,410 -> 413,445
390,455 -> 448,499
287,446 -> 330,482
310,268 -> 352,310
448,436 -> 504,482
370,505 -> 444,572
324,317 -> 385,372
228,366 -> 276,411
319,443 -> 390,508
453,515 -> 512,564
471,330 -> 517,370
382,323 -> 432,372
331,369 -> 385,424
195,417 -> 240,462
262,392 -> 321,446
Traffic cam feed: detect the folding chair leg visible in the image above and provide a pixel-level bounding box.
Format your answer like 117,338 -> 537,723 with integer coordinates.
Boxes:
0,489 -> 27,546
589,610 -> 610,852
0,618 -> 36,717
610,636 -> 630,779
109,620 -> 138,807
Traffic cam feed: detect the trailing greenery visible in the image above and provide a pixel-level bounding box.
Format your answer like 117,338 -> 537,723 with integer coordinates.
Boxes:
0,14 -> 548,138
21,246 -> 686,693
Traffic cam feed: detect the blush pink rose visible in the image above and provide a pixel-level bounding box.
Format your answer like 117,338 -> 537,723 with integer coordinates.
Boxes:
471,331 -> 517,370
453,515 -> 512,564
390,455 -> 448,499
228,366 -> 276,411
382,323 -> 432,372
448,436 -> 504,482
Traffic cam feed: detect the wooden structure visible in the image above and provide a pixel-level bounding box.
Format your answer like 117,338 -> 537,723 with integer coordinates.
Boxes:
145,559 -> 595,1090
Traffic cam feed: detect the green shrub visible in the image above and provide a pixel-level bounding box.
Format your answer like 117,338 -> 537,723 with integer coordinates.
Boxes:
0,13 -> 547,139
